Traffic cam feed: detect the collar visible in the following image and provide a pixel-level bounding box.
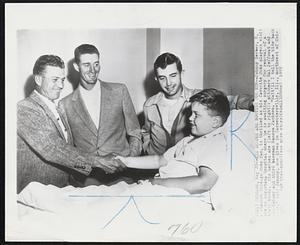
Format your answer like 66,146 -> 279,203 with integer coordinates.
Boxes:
147,85 -> 191,106
202,126 -> 224,139
79,79 -> 101,96
189,126 -> 225,142
33,90 -> 58,110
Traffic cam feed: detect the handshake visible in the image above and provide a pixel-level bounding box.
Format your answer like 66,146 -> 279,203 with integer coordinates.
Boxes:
90,153 -> 128,174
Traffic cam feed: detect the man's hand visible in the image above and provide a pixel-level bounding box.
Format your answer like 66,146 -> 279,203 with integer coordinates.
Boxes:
114,155 -> 127,166
91,153 -> 127,174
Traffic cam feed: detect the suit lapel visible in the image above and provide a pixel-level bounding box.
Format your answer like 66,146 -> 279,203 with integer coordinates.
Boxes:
97,82 -> 112,143
72,88 -> 98,137
30,92 -> 66,141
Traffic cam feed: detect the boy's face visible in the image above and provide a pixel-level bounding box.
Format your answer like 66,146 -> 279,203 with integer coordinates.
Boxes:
189,102 -> 219,137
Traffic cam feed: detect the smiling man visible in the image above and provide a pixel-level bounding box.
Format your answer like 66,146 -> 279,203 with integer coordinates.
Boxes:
60,44 -> 142,186
142,52 -> 254,155
17,55 -> 124,193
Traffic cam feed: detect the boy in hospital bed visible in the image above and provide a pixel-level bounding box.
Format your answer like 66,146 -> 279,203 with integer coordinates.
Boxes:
117,88 -> 231,195
17,88 -> 255,235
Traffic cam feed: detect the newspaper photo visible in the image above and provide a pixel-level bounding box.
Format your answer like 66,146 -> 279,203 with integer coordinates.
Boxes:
5,3 -> 296,242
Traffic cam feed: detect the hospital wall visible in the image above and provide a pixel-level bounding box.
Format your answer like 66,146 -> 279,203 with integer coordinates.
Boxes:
17,28 -> 253,118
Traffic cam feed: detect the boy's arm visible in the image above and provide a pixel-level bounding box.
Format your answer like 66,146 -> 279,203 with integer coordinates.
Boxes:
150,167 -> 218,194
116,155 -> 168,169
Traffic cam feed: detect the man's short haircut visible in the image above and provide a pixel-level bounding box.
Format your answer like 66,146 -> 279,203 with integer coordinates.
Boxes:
74,44 -> 99,64
33,55 -> 65,75
153,52 -> 182,77
189,88 -> 230,125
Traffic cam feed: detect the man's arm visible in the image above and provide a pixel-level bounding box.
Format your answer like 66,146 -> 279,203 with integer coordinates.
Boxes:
150,167 -> 218,194
141,105 -> 151,154
17,103 -> 121,174
122,84 -> 142,156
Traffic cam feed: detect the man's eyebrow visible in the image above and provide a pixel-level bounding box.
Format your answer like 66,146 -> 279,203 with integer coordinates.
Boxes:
82,61 -> 99,65
50,76 -> 65,79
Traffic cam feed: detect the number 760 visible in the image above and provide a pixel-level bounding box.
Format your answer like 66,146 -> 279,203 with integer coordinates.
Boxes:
168,222 -> 203,236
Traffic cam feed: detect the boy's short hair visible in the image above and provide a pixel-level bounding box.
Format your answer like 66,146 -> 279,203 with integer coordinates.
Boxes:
74,44 -> 99,64
189,88 -> 230,125
33,55 -> 65,75
153,52 -> 182,77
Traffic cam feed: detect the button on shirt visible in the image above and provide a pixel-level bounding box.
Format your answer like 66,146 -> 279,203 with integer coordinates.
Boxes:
160,127 -> 229,178
79,81 -> 101,129
34,90 -> 68,142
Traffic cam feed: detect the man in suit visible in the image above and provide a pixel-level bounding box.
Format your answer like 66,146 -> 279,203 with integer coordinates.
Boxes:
60,44 -> 142,186
17,55 -> 125,193
142,52 -> 254,155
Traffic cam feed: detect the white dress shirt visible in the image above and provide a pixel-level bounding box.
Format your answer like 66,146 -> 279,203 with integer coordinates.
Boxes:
34,90 -> 68,142
79,81 -> 101,129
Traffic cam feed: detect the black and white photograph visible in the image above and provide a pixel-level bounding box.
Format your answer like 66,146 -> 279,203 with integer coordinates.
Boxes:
5,3 -> 296,242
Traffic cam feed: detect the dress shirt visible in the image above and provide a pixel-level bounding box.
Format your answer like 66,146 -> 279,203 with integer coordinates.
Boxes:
34,90 -> 68,142
79,80 -> 101,129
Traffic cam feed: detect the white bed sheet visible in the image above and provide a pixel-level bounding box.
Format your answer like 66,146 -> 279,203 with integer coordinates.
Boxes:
13,110 -> 256,241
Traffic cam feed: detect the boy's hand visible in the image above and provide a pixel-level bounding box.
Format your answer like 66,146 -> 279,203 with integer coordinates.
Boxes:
149,178 -> 162,185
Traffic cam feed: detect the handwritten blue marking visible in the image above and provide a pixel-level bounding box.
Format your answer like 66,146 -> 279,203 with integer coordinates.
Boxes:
68,194 -> 208,198
232,133 -> 257,160
102,196 -> 132,229
66,194 -> 210,228
229,110 -> 256,170
131,196 -> 160,225
231,110 -> 252,133
102,196 -> 159,229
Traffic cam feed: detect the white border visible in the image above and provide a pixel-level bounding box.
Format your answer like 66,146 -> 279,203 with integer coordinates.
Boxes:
5,3 -> 297,241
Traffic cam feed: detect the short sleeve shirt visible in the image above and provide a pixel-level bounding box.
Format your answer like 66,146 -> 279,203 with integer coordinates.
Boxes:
160,127 -> 229,178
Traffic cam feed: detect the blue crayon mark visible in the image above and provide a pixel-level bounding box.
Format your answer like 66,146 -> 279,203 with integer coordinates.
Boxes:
229,110 -> 256,170
68,194 -> 208,198
231,110 -> 252,133
102,196 -> 159,229
66,194 -> 209,228
232,133 -> 257,160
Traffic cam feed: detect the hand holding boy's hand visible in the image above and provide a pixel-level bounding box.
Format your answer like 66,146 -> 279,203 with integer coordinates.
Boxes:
114,155 -> 128,166
92,153 -> 126,174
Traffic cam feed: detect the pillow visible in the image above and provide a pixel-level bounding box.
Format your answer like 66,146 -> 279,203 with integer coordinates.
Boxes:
213,109 -> 256,213
221,109 -> 255,172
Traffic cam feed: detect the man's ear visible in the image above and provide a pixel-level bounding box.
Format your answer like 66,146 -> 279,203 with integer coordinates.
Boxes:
180,69 -> 185,79
73,62 -> 79,72
34,75 -> 42,86
212,116 -> 222,128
